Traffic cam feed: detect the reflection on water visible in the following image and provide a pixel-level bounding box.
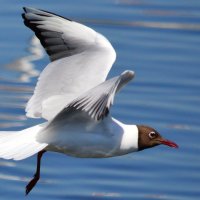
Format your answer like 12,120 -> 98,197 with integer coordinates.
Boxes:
0,114 -> 26,121
82,19 -> 200,31
0,36 -> 42,128
0,161 -> 16,167
0,122 -> 25,129
0,173 -> 26,182
92,192 -> 120,197
5,36 -> 44,83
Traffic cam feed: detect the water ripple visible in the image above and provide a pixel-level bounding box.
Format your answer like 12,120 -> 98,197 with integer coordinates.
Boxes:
0,1 -> 199,199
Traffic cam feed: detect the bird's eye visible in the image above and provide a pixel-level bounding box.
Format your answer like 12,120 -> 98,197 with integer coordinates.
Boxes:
149,131 -> 157,139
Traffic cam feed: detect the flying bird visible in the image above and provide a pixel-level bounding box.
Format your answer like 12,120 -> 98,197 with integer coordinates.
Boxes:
0,7 -> 178,195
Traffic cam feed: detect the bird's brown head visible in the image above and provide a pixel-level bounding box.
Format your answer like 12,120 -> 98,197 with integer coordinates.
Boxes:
137,125 -> 178,151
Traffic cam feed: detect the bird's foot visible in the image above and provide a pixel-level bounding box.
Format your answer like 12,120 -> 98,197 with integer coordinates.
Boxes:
25,175 -> 39,196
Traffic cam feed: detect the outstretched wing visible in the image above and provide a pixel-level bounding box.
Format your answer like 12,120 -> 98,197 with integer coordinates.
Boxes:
22,7 -> 116,120
51,70 -> 134,124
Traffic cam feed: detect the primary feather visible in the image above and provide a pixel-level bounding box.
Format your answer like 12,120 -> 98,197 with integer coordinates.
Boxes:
52,70 -> 134,122
22,7 -> 116,121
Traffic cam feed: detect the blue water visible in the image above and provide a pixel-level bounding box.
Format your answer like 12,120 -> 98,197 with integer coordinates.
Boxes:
0,0 -> 200,199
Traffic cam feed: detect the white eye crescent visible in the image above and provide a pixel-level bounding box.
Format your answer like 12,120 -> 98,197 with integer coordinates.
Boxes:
149,131 -> 157,139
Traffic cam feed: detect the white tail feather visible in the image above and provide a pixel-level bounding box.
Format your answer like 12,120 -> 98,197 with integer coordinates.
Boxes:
0,124 -> 48,160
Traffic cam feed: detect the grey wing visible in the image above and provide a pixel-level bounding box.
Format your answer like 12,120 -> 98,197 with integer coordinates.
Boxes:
22,7 -> 86,61
22,7 -> 116,120
52,70 -> 135,122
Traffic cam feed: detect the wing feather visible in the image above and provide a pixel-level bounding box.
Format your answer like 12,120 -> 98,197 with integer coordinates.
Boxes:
22,7 -> 116,120
52,70 -> 135,122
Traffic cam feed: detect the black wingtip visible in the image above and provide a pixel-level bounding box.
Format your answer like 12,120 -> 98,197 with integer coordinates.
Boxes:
23,7 -> 27,12
22,7 -> 29,20
22,6 -> 72,22
21,13 -> 25,19
40,9 -> 72,21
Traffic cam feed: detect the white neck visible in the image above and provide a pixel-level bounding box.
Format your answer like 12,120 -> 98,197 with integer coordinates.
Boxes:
120,124 -> 138,151
111,118 -> 139,154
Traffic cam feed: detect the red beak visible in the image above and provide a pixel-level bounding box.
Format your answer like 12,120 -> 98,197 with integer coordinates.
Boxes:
159,139 -> 178,148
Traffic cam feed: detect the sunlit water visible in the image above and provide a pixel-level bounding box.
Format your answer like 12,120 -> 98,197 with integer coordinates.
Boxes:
0,0 -> 200,199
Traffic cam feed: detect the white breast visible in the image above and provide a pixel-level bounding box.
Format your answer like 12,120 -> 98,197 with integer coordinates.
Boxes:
112,118 -> 138,155
40,117 -> 138,158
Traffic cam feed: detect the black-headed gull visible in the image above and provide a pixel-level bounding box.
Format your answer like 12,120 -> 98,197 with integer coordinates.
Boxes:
0,7 -> 178,195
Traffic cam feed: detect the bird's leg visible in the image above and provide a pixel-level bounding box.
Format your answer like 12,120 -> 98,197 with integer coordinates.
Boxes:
25,150 -> 46,195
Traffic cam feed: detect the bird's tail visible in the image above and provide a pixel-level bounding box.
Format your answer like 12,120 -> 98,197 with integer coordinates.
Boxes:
0,124 -> 48,161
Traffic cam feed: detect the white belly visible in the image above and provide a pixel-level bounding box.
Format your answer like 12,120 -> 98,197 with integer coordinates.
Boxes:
45,132 -> 118,158
37,117 -> 138,158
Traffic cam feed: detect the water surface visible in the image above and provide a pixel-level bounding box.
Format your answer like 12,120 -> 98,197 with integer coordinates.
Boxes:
0,0 -> 200,199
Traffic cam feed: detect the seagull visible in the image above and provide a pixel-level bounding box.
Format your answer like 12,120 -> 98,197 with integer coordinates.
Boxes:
0,7 -> 178,195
